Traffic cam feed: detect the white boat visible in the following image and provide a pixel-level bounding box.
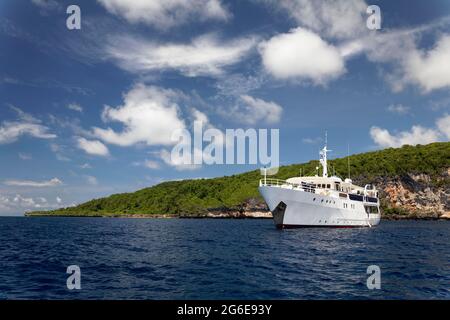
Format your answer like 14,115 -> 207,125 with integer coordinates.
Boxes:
259,137 -> 381,229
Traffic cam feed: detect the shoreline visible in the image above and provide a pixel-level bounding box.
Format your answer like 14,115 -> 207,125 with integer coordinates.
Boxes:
24,212 -> 450,220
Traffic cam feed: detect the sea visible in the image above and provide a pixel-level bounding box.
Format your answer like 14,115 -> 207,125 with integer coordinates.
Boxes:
0,217 -> 448,300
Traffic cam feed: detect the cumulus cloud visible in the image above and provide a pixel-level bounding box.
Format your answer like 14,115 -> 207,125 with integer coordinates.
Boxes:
106,34 -> 256,77
77,137 -> 110,156
0,194 -> 64,215
92,84 -> 186,147
159,149 -> 201,171
97,0 -> 230,29
263,0 -> 368,39
340,25 -> 450,93
436,114 -> 450,139
259,28 -> 345,84
3,178 -> 63,187
223,95 -> 282,125
370,114 -> 450,148
402,35 -> 450,93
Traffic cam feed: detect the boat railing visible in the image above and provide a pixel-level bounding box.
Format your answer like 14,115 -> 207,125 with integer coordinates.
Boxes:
259,179 -> 316,193
260,179 -> 379,203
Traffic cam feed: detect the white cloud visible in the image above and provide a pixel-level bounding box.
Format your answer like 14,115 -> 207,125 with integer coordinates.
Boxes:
0,122 -> 56,144
259,28 -> 345,84
31,0 -> 61,11
402,35 -> 450,93
0,193 -> 63,215
370,114 -> 450,148
224,95 -> 282,125
302,137 -> 322,144
18,152 -> 32,160
92,84 -> 186,147
97,0 -> 230,29
106,33 -> 256,77
133,159 -> 161,170
50,143 -> 71,162
3,178 -> 63,187
84,175 -> 98,186
0,106 -> 56,144
436,114 -> 450,139
387,104 -> 410,115
80,163 -> 92,169
143,160 -> 160,169
159,149 -> 201,171
340,27 -> 450,93
263,0 -> 367,40
67,103 -> 83,113
77,137 -> 110,156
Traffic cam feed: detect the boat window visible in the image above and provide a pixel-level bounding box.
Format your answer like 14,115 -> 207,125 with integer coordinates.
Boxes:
327,184 -> 331,189
365,206 -> 379,214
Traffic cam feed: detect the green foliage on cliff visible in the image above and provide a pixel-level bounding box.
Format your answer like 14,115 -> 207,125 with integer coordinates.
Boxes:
29,142 -> 449,216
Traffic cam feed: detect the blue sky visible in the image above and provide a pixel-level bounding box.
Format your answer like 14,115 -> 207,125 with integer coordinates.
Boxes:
1,0 -> 449,215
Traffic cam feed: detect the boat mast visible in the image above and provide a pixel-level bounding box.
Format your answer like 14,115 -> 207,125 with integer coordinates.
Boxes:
319,132 -> 330,178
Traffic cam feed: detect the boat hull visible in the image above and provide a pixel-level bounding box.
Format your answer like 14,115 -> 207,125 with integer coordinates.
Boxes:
259,186 -> 381,228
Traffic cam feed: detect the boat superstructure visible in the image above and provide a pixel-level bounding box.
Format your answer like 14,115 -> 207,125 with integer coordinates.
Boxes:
259,136 -> 381,229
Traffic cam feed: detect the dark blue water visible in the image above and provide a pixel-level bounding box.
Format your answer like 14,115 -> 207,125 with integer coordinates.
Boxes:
0,217 -> 448,299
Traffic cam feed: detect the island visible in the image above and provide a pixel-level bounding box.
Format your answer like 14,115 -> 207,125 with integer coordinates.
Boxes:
26,142 -> 450,220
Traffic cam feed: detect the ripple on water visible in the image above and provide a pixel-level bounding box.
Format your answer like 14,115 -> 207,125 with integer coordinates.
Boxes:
0,218 -> 449,299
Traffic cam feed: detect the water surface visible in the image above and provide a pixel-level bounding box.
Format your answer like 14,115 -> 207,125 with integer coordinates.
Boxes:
0,218 -> 448,299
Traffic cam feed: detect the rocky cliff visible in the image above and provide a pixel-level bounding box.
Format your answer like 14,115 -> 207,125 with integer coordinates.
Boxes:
374,169 -> 450,219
